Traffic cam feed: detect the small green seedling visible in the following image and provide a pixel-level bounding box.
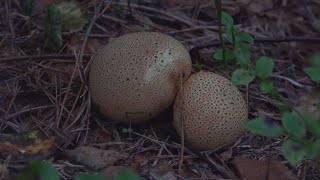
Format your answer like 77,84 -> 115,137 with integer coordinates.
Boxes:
304,53 -> 320,82
18,160 -> 143,180
122,128 -> 133,133
17,160 -> 59,180
213,2 -> 320,166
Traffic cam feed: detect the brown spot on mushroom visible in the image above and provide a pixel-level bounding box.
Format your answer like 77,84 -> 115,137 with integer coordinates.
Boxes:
89,32 -> 192,123
173,71 -> 248,150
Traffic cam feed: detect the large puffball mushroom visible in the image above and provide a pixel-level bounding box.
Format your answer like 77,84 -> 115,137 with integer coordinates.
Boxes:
89,32 -> 192,123
173,71 -> 248,150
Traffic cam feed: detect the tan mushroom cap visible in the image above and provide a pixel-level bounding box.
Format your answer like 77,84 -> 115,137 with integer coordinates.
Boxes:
89,32 -> 192,123
173,71 -> 248,150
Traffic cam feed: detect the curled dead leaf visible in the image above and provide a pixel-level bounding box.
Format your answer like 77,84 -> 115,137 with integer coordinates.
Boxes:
0,130 -> 56,162
150,164 -> 176,180
66,146 -> 129,170
232,158 -> 296,180
100,165 -> 139,180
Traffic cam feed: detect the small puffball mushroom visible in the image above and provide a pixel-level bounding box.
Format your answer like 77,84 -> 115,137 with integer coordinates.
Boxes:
173,71 -> 248,150
89,32 -> 192,123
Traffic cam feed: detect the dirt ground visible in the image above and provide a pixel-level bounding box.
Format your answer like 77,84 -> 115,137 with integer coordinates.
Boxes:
0,0 -> 320,179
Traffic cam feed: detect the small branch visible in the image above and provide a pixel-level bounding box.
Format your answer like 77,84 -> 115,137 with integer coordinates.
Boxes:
271,74 -> 306,88
109,1 -> 195,26
78,0 -> 106,82
0,54 -> 92,63
214,0 -> 227,68
190,36 -> 320,50
2,36 -> 319,63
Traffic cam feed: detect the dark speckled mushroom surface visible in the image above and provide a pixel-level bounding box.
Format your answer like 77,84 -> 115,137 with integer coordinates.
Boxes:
173,71 -> 248,150
89,32 -> 192,123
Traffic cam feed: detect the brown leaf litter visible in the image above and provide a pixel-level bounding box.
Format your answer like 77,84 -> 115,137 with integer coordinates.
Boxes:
66,146 -> 129,170
1,0 -> 320,179
232,158 -> 297,180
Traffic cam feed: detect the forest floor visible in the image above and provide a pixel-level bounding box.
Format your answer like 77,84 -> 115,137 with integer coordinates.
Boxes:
0,0 -> 320,179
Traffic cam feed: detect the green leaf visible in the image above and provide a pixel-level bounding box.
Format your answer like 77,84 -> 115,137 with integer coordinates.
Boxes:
214,49 -> 223,60
226,27 -> 234,43
259,79 -> 272,92
116,169 -> 142,180
245,117 -> 283,137
17,160 -> 60,180
281,112 -> 306,138
221,11 -> 233,27
213,48 -> 235,61
304,115 -> 320,138
282,140 -> 305,166
76,174 -> 106,180
305,139 -> 320,159
304,67 -> 320,82
255,56 -> 274,78
194,62 -> 204,70
234,31 -> 254,44
44,4 -> 63,49
232,69 -> 255,85
259,80 -> 275,94
235,43 -> 251,65
122,128 -> 133,133
310,53 -> 320,67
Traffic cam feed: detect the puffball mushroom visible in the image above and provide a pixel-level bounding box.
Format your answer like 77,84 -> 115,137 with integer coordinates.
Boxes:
173,71 -> 248,150
89,32 -> 192,123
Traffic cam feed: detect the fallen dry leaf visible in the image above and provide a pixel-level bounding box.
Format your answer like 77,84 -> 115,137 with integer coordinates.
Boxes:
296,89 -> 320,120
67,35 -> 102,54
219,148 -> 233,162
0,164 -> 9,180
232,158 -> 296,180
150,164 -> 176,180
0,130 -> 56,162
238,0 -> 273,14
133,154 -> 149,164
66,146 -> 129,170
100,166 -> 138,180
56,0 -> 87,32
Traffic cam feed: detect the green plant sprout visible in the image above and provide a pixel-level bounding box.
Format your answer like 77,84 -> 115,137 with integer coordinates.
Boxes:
213,10 -> 255,85
303,53 -> 320,82
213,4 -> 320,166
17,160 -> 60,180
44,3 -> 63,49
17,160 -> 142,180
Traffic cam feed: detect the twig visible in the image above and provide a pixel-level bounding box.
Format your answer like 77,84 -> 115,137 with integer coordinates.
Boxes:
271,74 -> 306,88
0,54 -> 92,63
190,36 -> 320,49
1,105 -> 55,121
167,26 -> 219,34
214,0 -> 227,68
56,50 -> 78,127
100,14 -> 128,24
109,1 -> 195,26
78,0 -> 107,82
202,152 -> 233,178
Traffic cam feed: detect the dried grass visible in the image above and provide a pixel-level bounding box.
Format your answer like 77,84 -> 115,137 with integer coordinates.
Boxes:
1,0 -> 320,179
